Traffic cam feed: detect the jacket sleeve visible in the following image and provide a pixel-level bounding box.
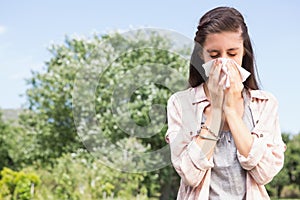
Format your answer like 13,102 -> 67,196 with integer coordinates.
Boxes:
237,95 -> 286,185
165,94 -> 214,188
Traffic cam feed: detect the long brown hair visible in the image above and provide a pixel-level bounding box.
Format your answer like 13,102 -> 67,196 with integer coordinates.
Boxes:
189,7 -> 260,89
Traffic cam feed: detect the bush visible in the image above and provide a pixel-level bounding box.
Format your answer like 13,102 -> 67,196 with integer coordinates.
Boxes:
280,184 -> 300,198
0,167 -> 40,200
34,146 -> 159,200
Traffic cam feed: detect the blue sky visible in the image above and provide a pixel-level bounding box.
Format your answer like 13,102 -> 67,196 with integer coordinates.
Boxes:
1,0 -> 300,134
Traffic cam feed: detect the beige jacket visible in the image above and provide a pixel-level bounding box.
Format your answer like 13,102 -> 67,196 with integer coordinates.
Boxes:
166,84 -> 286,200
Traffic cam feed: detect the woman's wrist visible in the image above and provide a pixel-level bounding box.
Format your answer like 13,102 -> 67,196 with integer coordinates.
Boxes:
223,108 -> 238,117
224,105 -> 243,119
209,108 -> 223,134
198,125 -> 220,141
197,107 -> 222,140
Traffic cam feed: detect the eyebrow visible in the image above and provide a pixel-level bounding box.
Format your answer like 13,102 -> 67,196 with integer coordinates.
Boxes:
207,47 -> 240,53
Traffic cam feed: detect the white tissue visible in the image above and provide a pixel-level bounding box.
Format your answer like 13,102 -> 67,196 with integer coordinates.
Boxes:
202,58 -> 250,89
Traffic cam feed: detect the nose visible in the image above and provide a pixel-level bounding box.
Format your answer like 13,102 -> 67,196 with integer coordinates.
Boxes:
219,52 -> 229,59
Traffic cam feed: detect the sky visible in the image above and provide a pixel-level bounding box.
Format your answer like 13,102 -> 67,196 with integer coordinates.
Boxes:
0,0 -> 300,134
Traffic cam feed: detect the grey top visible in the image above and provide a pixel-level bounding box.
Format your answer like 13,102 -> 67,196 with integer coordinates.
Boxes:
202,94 -> 254,200
209,130 -> 247,200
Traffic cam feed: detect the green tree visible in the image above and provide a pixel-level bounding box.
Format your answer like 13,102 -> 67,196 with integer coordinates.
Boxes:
280,133 -> 300,198
266,132 -> 300,198
0,112 -> 26,171
284,133 -> 300,188
20,30 -> 190,198
0,112 -> 14,170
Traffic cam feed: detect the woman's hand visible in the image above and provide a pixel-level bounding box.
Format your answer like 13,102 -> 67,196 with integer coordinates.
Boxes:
223,60 -> 244,118
206,59 -> 225,110
222,60 -> 254,157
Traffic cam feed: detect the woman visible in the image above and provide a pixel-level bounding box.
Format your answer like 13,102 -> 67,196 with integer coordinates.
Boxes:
166,7 -> 286,200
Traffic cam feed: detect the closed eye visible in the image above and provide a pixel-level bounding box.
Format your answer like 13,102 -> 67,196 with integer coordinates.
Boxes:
210,55 -> 219,59
228,53 -> 237,57
210,54 -> 220,59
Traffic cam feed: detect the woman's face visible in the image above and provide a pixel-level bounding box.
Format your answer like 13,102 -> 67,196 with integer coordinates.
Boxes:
202,30 -> 244,66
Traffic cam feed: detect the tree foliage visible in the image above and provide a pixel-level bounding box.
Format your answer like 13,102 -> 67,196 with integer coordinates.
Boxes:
18,30 -> 189,198
266,132 -> 300,198
0,112 -> 14,170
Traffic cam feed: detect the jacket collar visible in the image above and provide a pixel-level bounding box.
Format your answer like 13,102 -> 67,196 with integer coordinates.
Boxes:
249,89 -> 269,100
192,84 -> 208,104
